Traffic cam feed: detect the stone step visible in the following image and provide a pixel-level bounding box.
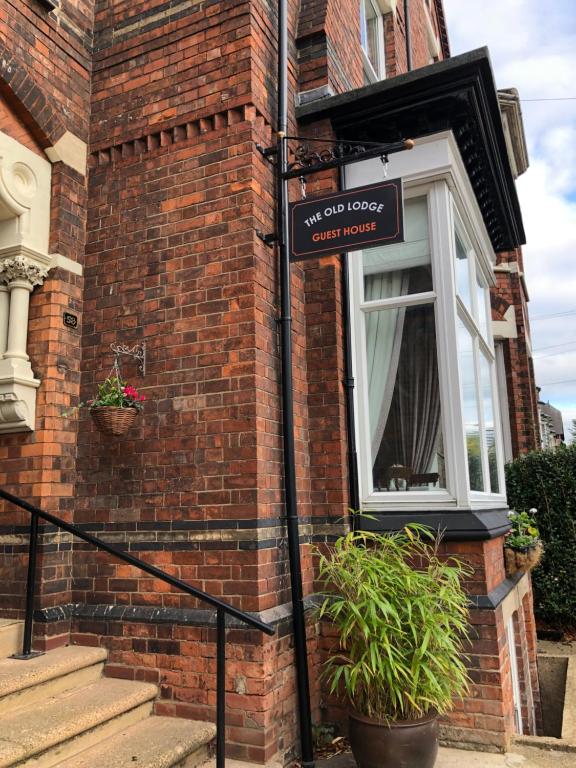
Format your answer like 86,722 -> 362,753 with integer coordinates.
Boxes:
51,716 -> 216,768
0,677 -> 157,768
0,621 -> 23,661
0,645 -> 107,716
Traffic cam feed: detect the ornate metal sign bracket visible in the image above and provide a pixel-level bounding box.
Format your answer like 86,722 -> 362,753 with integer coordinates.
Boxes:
255,136 -> 414,246
256,136 -> 414,180
110,342 -> 146,377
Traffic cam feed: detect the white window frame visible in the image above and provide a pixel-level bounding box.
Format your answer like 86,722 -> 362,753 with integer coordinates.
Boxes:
360,0 -> 386,82
345,131 -> 508,512
453,207 -> 506,501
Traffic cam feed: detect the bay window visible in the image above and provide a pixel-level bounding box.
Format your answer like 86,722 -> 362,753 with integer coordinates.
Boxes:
346,133 -> 506,510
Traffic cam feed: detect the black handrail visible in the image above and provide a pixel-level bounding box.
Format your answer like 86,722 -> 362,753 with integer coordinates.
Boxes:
0,488 -> 275,768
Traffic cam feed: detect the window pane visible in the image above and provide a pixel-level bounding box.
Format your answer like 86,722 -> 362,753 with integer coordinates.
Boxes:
457,320 -> 484,491
361,0 -> 381,75
366,303 -> 445,492
363,197 -> 432,300
455,231 -> 472,313
479,352 -> 500,493
475,272 -> 489,339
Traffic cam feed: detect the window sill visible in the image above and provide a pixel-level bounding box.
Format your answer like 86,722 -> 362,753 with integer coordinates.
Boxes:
358,507 -> 511,541
362,488 -> 506,509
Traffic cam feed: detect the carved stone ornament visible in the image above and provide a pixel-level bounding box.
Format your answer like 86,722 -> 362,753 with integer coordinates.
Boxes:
0,255 -> 49,287
0,393 -> 27,426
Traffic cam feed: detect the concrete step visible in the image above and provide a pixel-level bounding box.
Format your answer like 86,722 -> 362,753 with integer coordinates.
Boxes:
0,645 -> 107,716
0,677 -> 157,767
51,716 -> 216,768
0,620 -> 23,660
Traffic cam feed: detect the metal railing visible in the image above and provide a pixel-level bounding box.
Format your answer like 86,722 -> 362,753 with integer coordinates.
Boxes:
0,488 -> 275,768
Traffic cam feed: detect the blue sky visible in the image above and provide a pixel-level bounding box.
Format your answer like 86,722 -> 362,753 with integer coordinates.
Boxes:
443,0 -> 576,441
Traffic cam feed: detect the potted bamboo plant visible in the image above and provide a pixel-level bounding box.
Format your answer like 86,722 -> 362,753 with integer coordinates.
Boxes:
316,523 -> 472,768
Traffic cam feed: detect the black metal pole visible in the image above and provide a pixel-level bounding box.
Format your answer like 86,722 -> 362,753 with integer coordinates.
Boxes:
17,512 -> 40,659
404,0 -> 413,71
216,608 -> 226,768
277,1 -> 314,766
339,169 -> 361,524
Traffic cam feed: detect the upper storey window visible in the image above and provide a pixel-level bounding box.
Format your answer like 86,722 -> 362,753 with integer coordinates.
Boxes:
360,0 -> 386,82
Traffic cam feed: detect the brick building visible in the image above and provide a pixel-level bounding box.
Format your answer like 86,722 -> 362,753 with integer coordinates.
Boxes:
0,0 -> 542,764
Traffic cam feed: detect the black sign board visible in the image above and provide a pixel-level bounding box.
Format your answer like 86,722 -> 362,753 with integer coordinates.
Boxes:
289,179 -> 404,262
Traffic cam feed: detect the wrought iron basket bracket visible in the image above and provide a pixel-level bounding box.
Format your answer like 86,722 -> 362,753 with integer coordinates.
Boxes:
110,342 -> 146,376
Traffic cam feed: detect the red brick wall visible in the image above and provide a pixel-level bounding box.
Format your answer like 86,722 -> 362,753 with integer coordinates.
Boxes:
0,0 -> 542,760
494,248 -> 540,455
0,99 -> 44,156
0,0 -> 90,634
298,0 -> 447,96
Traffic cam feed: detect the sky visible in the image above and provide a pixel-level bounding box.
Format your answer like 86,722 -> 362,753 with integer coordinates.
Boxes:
443,0 -> 576,442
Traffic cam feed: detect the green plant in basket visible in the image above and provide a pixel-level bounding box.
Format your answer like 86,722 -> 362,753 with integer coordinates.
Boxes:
88,375 -> 146,412
503,508 -> 543,579
505,509 -> 540,550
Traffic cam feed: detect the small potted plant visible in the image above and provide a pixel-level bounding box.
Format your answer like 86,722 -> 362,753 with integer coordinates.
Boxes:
315,523 -> 472,768
87,375 -> 145,436
504,509 -> 543,578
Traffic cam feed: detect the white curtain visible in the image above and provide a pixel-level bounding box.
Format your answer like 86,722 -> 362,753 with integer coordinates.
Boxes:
363,198 -> 430,468
365,274 -> 407,463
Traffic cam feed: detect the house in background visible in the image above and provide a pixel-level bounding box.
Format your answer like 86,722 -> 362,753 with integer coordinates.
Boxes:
537,391 -> 565,448
0,0 -> 542,764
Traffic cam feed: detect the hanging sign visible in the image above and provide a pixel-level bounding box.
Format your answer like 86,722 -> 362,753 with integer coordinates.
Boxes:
289,179 -> 404,262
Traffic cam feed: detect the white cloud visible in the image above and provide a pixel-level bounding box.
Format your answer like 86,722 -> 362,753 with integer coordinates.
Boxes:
444,0 -> 576,433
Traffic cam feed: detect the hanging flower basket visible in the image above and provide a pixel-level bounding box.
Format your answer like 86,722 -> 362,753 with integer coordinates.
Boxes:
84,375 -> 145,438
504,540 -> 543,578
90,406 -> 139,436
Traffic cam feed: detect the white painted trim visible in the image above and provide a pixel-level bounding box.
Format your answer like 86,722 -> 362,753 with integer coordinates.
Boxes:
45,131 -> 87,177
49,253 -> 83,276
507,615 -> 524,735
422,0 -> 440,59
493,305 -> 518,340
495,342 -> 514,463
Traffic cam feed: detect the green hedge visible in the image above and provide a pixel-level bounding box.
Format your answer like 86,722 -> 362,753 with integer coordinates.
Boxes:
506,444 -> 576,629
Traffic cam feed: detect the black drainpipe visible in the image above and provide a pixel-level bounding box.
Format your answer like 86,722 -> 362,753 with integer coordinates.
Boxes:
404,0 -> 413,71
339,168 -> 361,527
276,1 -> 315,766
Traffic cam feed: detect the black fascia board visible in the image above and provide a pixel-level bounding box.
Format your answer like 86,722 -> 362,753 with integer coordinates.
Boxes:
296,48 -> 526,252
359,508 -> 512,542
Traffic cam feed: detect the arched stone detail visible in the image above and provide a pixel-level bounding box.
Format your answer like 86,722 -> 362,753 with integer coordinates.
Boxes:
0,43 -> 87,175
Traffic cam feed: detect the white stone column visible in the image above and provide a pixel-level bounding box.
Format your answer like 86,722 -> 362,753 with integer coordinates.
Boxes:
0,285 -> 9,357
5,279 -> 33,363
0,255 -> 48,432
0,256 -> 47,371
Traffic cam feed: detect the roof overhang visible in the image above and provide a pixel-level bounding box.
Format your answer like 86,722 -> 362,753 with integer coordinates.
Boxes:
296,48 -> 525,252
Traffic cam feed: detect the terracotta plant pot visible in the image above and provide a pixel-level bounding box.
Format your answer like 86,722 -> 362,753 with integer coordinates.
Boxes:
349,710 -> 439,768
90,406 -> 138,436
504,540 -> 543,578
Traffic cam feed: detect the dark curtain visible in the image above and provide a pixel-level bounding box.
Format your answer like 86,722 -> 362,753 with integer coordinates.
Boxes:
374,303 -> 441,478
